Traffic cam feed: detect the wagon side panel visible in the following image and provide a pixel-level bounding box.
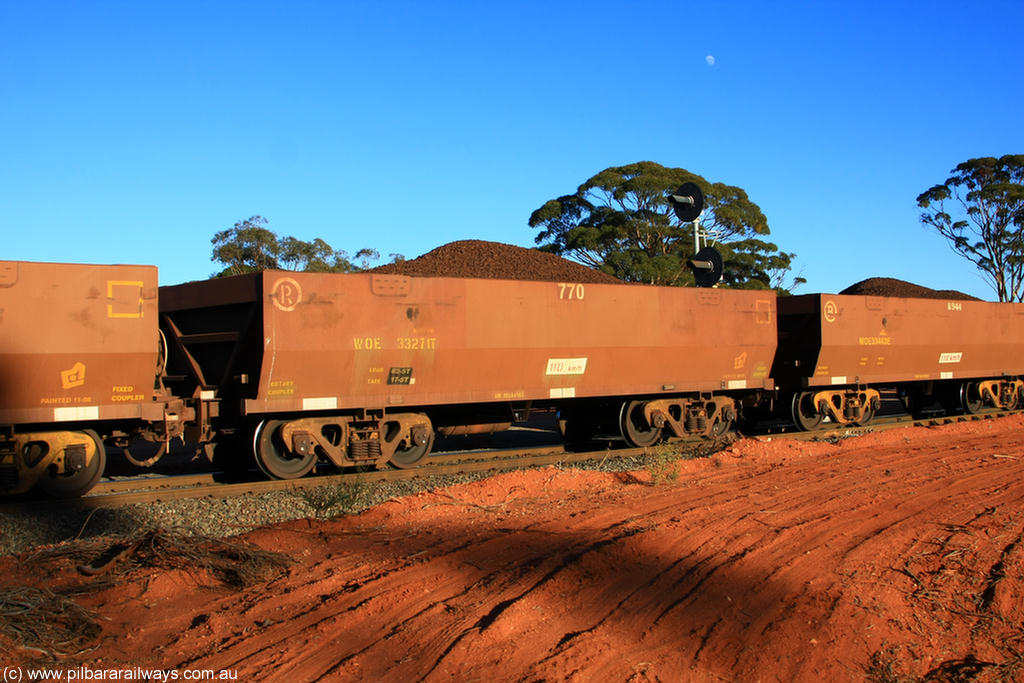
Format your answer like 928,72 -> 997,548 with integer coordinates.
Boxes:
795,295 -> 1024,386
0,261 -> 159,426
242,273 -> 776,415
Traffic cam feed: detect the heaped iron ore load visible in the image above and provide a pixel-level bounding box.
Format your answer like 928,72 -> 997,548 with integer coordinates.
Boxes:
159,271 -> 776,477
3,240 -> 1024,499
369,240 -> 623,284
840,277 -> 979,301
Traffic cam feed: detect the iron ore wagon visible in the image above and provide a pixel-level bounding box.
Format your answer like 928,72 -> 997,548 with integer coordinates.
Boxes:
773,293 -> 1024,429
159,271 -> 778,478
0,260 -> 186,495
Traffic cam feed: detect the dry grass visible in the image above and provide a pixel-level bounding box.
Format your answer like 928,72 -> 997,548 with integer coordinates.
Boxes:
29,526 -> 294,588
645,443 -> 682,485
0,586 -> 101,656
3,527 -> 294,658
291,479 -> 370,519
865,512 -> 1024,683
643,437 -> 731,485
865,649 -> 1021,683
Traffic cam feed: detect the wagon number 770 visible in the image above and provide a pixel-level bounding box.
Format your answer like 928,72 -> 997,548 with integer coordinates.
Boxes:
558,283 -> 585,301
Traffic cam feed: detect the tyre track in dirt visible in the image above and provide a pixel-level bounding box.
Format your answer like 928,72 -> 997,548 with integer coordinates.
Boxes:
9,417 -> 1024,683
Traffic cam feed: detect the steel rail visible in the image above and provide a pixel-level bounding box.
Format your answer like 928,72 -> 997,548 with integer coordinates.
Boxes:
1,410 -> 1017,512
3,444 -> 636,511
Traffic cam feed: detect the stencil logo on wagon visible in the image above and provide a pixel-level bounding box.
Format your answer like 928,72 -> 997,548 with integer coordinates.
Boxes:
61,362 -> 86,389
271,277 -> 302,312
823,300 -> 839,323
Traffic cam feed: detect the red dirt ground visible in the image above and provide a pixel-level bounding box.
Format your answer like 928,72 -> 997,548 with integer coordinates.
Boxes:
5,416 -> 1024,682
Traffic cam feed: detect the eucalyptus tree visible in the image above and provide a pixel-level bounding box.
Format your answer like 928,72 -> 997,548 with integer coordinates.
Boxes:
211,216 -> 359,277
529,161 -> 801,291
917,155 -> 1024,302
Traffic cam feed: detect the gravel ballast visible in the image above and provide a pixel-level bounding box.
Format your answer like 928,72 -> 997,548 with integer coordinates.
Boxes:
0,449 -> 671,557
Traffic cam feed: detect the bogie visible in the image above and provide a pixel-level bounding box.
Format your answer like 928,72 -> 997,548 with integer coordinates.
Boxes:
6,259 -> 1024,497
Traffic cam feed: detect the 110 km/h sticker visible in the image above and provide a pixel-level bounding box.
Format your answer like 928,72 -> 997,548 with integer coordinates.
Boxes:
545,358 -> 588,376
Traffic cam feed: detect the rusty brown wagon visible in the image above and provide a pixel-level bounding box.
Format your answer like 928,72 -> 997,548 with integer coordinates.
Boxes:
159,272 -> 778,478
773,293 -> 1024,429
0,261 -> 187,496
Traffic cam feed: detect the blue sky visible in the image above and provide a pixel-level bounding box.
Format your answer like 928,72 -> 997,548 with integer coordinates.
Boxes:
2,0 -> 1022,299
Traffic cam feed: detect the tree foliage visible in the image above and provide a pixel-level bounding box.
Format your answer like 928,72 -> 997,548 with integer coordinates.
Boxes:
917,155 -> 1024,302
211,216 -> 362,277
528,161 -> 802,291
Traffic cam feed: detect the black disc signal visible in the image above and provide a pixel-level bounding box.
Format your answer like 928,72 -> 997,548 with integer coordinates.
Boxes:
689,246 -> 724,288
668,182 -> 705,222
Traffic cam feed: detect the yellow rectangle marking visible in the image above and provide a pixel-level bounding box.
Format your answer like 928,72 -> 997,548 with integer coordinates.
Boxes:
107,280 -> 145,319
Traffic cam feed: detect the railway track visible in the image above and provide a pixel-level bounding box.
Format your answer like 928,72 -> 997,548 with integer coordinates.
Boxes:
1,409 -> 1015,512
4,443 -> 627,511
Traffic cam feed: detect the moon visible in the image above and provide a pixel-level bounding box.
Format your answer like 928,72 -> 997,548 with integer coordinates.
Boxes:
705,55 -> 716,66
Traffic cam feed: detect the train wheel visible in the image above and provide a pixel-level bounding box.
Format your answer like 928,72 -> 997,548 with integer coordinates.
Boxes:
36,430 -> 106,498
253,420 -> 316,480
709,415 -> 733,438
388,431 -> 434,469
619,401 -> 662,448
961,382 -> 986,414
855,403 -> 875,426
1000,384 -> 1019,411
791,392 -> 824,431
